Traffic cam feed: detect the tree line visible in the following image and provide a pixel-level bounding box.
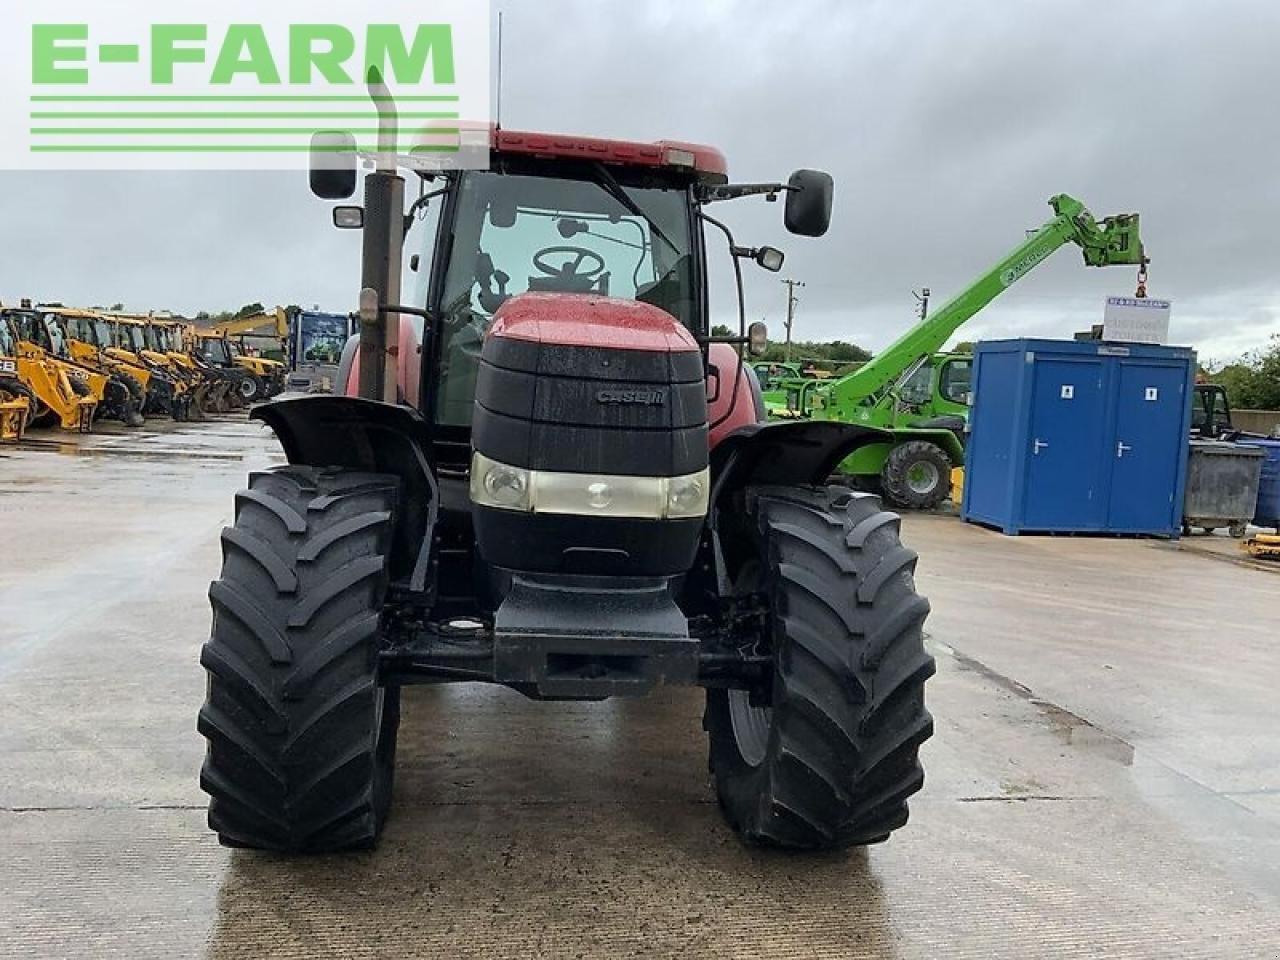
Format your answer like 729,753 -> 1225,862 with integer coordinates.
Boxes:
1203,336 -> 1280,410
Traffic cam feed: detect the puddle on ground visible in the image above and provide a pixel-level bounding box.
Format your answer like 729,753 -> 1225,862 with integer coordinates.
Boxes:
940,640 -> 1135,765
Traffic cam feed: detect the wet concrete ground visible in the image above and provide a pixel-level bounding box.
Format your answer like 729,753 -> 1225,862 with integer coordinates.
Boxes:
2,418 -> 1279,958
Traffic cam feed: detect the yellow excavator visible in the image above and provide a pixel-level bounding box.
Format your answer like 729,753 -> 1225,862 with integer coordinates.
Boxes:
38,306 -> 159,420
206,307 -> 289,401
102,314 -> 197,420
0,308 -> 97,432
142,316 -> 242,415
0,321 -> 32,440
17,305 -> 147,428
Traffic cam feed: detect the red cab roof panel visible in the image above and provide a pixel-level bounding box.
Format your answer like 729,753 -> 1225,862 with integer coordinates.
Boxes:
492,129 -> 727,180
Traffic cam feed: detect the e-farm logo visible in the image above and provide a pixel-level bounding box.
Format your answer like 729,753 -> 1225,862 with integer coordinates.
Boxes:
4,1 -> 490,170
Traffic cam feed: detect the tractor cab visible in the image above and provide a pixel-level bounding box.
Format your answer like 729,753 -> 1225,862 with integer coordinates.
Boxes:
412,146 -> 712,428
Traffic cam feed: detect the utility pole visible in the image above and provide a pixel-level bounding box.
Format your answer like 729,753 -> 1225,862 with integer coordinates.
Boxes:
913,287 -> 931,322
781,278 -> 805,363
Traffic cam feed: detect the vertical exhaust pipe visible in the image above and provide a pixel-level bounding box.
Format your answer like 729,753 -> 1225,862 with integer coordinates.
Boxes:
357,68 -> 403,404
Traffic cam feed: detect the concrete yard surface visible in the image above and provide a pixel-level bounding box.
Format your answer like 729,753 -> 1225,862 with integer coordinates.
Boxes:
2,418 -> 1279,958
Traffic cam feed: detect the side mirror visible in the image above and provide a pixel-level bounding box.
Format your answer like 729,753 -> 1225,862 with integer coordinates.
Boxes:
747,321 -> 768,357
332,206 -> 364,229
310,131 -> 358,200
784,169 -> 833,237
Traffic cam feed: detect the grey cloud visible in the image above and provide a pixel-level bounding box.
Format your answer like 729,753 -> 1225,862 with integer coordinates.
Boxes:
1,0 -> 1276,359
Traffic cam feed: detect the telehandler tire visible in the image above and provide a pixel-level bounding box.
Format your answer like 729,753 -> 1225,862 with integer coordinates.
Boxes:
880,440 -> 952,510
706,486 -> 934,849
199,466 -> 402,853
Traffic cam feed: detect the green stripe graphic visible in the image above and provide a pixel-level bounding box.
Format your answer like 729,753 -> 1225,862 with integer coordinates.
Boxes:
30,144 -> 461,153
30,95 -> 460,103
31,112 -> 459,120
32,128 -> 461,136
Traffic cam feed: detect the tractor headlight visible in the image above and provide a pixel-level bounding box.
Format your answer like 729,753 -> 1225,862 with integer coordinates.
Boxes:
474,456 -> 531,510
666,473 -> 708,519
470,452 -> 709,520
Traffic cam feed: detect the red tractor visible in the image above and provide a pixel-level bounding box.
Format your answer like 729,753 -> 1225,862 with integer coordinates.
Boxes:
198,106 -> 935,853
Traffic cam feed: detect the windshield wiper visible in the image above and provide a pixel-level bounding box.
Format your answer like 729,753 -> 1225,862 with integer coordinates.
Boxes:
588,163 -> 680,257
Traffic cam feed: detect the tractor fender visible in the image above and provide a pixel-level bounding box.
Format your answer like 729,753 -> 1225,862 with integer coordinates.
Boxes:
251,396 -> 438,592
709,419 -> 892,504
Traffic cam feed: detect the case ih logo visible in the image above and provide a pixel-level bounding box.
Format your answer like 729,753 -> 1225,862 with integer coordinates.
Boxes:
596,389 -> 666,406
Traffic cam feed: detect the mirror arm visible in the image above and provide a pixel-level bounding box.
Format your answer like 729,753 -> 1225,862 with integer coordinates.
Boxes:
402,183 -> 451,236
699,181 -> 792,204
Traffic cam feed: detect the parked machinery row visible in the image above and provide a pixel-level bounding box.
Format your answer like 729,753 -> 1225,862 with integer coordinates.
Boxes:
0,301 -> 286,440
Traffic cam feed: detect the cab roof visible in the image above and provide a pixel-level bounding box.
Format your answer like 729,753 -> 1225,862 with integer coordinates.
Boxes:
490,129 -> 728,182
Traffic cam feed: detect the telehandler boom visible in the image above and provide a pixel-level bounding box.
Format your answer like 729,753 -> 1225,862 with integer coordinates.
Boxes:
785,195 -> 1145,508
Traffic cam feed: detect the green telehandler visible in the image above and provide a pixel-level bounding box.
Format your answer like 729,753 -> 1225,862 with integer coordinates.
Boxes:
778,193 -> 1146,508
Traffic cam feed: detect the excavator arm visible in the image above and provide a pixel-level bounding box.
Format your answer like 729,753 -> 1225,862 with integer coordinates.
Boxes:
212,307 -> 290,339
817,194 -> 1144,422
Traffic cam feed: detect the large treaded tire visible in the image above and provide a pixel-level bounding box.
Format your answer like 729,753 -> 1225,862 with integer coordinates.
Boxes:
706,486 -> 935,849
199,466 -> 402,853
880,440 -> 952,510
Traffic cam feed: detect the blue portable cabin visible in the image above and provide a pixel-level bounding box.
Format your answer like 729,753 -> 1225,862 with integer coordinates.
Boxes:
962,338 -> 1195,537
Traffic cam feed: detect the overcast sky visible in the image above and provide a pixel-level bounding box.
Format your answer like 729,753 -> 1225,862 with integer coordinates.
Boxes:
2,0 -> 1277,365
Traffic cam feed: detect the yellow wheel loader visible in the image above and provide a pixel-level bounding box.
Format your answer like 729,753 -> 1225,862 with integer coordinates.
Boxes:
0,311 -> 96,432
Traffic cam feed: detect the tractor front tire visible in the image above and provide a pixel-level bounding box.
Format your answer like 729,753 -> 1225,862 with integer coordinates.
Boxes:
706,486 -> 935,849
881,440 -> 952,510
199,466 -> 401,853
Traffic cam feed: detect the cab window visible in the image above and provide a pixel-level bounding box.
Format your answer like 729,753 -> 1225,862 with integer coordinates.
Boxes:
939,358 -> 973,405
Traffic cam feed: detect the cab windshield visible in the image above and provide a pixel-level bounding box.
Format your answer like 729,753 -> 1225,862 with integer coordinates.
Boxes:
122,325 -> 146,352
61,316 -> 93,344
430,168 -> 696,426
0,320 -> 14,356
42,317 -> 70,357
201,338 -> 232,365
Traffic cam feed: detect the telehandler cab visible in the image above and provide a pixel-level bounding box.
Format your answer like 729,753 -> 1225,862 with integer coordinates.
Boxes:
199,89 -> 934,854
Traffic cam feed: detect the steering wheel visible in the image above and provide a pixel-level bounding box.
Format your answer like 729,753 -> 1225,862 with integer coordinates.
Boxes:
532,245 -> 606,281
